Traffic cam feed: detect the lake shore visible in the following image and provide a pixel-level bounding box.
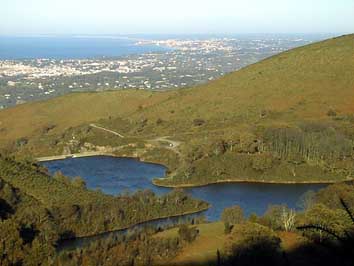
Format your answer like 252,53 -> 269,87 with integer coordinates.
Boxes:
36,152 -> 117,162
38,152 -> 353,188
58,205 -> 210,251
152,177 -> 354,188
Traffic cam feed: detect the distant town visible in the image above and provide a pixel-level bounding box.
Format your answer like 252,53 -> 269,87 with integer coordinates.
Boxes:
0,36 -> 313,109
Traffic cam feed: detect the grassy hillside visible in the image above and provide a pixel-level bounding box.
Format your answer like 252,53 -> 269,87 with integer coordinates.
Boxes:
0,90 -> 174,147
1,34 -> 354,185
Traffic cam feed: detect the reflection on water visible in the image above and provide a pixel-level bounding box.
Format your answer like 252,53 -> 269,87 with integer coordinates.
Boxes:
42,156 -> 326,220
58,210 -> 204,251
42,156 -> 327,250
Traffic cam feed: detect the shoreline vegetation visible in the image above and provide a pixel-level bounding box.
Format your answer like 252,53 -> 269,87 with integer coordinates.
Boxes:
152,177 -> 354,188
58,205 -> 210,250
37,153 -> 354,188
0,153 -> 210,235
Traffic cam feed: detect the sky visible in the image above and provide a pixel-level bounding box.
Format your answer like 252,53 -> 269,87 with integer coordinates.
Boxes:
1,0 -> 354,35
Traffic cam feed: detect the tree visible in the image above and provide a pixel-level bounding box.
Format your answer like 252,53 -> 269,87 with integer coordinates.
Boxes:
71,176 -> 86,189
263,204 -> 295,231
221,205 -> 244,225
224,222 -> 232,234
300,203 -> 352,242
281,206 -> 296,232
53,171 -> 71,185
251,153 -> 273,171
297,190 -> 316,211
178,224 -> 199,243
225,222 -> 281,266
0,219 -> 24,265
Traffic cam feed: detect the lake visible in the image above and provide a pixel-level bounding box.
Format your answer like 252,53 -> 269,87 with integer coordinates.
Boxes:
42,155 -> 327,221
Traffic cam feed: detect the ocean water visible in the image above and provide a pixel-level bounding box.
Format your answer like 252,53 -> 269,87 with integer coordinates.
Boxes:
0,36 -> 168,60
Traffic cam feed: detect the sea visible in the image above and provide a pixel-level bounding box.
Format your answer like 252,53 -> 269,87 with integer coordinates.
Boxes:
0,36 -> 168,60
0,34 -> 335,60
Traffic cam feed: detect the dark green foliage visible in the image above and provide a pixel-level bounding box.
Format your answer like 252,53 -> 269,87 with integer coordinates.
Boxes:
221,205 -> 244,225
15,137 -> 28,147
224,223 -> 282,266
297,190 -> 316,211
0,177 -> 58,266
0,154 -> 208,266
71,176 -> 87,189
298,184 -> 354,243
224,222 -> 233,234
251,152 -> 274,171
193,118 -> 206,126
327,109 -> 337,117
55,234 -> 180,266
0,198 -> 14,219
262,204 -> 296,231
263,124 -> 353,164
297,197 -> 354,265
178,224 -> 199,243
156,118 -> 164,125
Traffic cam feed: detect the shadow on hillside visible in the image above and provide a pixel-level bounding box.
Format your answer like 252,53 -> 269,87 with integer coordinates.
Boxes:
162,238 -> 354,266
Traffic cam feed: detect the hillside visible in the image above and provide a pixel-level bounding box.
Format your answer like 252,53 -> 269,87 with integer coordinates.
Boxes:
1,34 -> 354,185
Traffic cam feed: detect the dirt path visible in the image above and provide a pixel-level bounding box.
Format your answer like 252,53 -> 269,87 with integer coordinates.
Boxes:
90,124 -> 183,156
148,136 -> 182,155
89,123 -> 125,138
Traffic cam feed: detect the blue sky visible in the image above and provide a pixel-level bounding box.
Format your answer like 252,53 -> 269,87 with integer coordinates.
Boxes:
1,0 -> 354,35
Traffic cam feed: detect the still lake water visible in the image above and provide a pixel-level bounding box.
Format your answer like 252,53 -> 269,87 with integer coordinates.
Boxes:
42,156 -> 326,221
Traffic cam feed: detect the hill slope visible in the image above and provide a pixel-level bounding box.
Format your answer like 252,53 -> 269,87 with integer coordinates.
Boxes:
1,34 -> 354,185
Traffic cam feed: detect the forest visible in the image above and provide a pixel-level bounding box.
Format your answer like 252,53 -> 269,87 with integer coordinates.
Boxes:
0,155 -> 208,265
47,182 -> 354,266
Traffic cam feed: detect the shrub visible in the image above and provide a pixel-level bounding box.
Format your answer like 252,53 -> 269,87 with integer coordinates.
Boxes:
262,205 -> 296,231
15,138 -> 28,147
178,224 -> 199,243
193,118 -> 206,126
301,203 -> 352,242
251,153 -> 273,171
221,205 -> 244,225
327,109 -> 337,117
71,176 -> 87,189
224,222 -> 233,234
248,213 -> 259,223
156,118 -> 164,125
225,222 -> 281,266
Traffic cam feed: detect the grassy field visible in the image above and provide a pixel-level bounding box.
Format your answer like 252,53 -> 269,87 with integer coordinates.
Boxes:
1,34 -> 354,184
154,222 -> 309,266
155,222 -> 226,266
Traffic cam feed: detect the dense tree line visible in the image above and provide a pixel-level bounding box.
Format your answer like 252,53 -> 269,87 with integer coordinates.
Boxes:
263,123 -> 353,163
155,120 -> 354,187
0,154 -> 208,265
